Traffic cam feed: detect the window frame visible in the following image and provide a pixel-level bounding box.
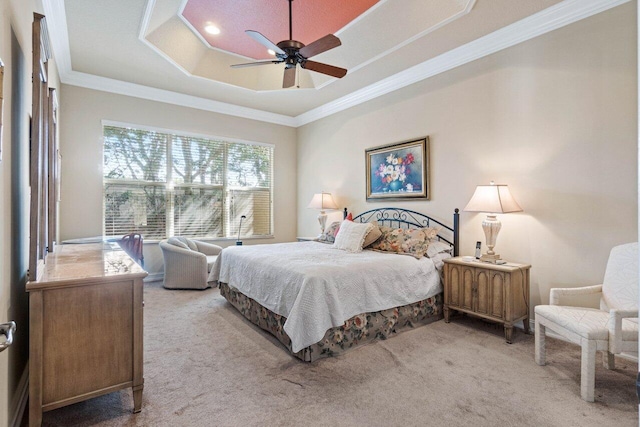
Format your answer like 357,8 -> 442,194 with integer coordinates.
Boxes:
101,120 -> 275,242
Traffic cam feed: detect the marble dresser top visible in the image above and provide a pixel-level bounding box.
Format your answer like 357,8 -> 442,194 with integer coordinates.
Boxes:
26,243 -> 147,290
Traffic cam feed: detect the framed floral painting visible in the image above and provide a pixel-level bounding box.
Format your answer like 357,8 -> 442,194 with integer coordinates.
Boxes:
365,137 -> 429,201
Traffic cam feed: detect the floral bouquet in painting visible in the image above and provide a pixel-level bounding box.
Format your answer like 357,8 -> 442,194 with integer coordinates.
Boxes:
375,152 -> 417,192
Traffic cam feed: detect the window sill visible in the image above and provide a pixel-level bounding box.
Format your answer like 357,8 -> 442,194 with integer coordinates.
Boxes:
144,235 -> 275,245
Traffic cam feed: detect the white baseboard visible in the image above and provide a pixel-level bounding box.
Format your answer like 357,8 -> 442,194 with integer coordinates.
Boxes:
10,363 -> 28,427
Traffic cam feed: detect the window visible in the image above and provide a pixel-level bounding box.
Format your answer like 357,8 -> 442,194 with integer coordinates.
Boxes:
103,124 -> 273,240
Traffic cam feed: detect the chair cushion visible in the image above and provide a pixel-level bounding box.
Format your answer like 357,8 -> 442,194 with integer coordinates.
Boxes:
184,238 -> 199,251
167,237 -> 190,250
167,236 -> 199,251
535,305 -> 638,341
602,242 -> 638,311
206,255 -> 218,273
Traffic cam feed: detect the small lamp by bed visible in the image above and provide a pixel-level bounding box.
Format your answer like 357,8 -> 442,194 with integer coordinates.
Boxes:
463,182 -> 522,263
308,192 -> 339,237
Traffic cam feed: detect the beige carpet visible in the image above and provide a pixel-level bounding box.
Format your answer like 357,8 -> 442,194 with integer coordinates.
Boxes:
36,281 -> 637,427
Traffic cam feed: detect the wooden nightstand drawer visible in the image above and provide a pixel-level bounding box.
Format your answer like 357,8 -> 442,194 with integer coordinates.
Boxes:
443,257 -> 531,343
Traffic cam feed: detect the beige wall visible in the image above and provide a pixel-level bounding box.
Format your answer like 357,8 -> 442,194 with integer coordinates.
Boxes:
59,85 -> 298,275
0,0 -> 60,425
297,3 -> 638,316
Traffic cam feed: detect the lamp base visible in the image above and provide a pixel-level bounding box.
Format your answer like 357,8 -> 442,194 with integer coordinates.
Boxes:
317,211 -> 328,235
480,253 -> 501,263
481,214 -> 502,264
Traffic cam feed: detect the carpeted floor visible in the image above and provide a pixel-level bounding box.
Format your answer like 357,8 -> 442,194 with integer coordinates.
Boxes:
36,281 -> 637,427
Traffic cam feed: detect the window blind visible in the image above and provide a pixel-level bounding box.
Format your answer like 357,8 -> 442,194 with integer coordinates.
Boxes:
103,124 -> 273,240
173,186 -> 223,238
104,183 -> 167,240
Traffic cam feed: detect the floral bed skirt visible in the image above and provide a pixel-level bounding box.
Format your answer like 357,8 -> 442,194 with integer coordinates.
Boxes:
219,282 -> 443,362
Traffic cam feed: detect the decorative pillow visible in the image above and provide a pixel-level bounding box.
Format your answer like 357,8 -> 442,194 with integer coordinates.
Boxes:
362,224 -> 382,248
333,220 -> 374,253
426,240 -> 453,258
318,221 -> 341,244
370,226 -> 440,259
318,214 -> 354,244
422,227 -> 439,241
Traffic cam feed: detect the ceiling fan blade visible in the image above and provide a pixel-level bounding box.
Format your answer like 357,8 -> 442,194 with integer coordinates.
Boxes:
231,60 -> 283,68
298,34 -> 341,59
301,60 -> 347,79
283,67 -> 296,88
245,30 -> 286,55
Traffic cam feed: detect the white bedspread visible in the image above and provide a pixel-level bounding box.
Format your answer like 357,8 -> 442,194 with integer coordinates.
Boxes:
209,242 -> 445,353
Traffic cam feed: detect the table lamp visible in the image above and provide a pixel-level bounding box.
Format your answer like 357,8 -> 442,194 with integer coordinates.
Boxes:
307,192 -> 338,236
463,181 -> 522,263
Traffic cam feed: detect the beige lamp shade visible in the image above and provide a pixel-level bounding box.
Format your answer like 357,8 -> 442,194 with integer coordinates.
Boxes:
463,182 -> 522,263
463,183 -> 522,213
307,192 -> 338,210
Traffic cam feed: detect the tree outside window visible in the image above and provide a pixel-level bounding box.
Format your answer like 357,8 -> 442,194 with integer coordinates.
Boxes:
103,125 -> 273,240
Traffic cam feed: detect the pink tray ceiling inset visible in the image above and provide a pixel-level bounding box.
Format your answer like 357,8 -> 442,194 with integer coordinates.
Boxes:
182,0 -> 379,60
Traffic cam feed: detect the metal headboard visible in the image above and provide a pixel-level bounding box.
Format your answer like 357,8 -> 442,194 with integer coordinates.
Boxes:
346,207 -> 460,257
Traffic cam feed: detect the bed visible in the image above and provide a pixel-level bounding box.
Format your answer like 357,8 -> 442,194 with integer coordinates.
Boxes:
210,207 -> 459,362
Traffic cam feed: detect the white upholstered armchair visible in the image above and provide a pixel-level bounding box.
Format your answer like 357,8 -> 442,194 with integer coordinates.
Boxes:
160,237 -> 223,290
534,242 -> 638,402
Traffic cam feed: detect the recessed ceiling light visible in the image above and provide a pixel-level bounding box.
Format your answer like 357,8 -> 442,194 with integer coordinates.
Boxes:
204,24 -> 220,35
267,49 -> 276,56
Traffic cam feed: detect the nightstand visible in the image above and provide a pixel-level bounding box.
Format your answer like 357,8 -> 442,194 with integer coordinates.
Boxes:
296,237 -> 318,242
443,257 -> 531,343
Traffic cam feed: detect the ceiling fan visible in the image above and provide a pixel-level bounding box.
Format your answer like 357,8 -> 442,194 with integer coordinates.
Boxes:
231,0 -> 348,88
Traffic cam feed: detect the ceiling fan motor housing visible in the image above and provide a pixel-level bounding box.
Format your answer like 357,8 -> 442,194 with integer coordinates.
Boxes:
276,39 -> 305,66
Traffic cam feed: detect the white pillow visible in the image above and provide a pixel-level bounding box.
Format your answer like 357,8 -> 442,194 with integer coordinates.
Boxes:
426,240 -> 453,258
333,220 -> 373,253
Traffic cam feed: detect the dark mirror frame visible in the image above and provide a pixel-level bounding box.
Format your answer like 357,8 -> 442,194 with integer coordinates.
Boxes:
29,13 -> 56,282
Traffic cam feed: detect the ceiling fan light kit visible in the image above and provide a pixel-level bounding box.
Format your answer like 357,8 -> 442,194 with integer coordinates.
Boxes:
231,0 -> 348,88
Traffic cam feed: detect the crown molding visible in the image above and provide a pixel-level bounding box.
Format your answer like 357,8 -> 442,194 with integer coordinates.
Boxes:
42,0 -> 72,76
139,0 -> 156,41
63,70 -> 297,127
42,0 -> 630,129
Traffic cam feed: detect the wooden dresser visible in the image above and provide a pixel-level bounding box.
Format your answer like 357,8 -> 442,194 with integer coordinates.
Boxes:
443,257 -> 531,343
26,243 -> 147,426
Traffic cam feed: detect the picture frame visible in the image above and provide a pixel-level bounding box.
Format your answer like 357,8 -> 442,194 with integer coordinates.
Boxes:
365,137 -> 429,201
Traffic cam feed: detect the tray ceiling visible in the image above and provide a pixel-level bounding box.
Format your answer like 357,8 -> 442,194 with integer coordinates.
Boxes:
43,0 -> 623,126
144,0 -> 477,91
